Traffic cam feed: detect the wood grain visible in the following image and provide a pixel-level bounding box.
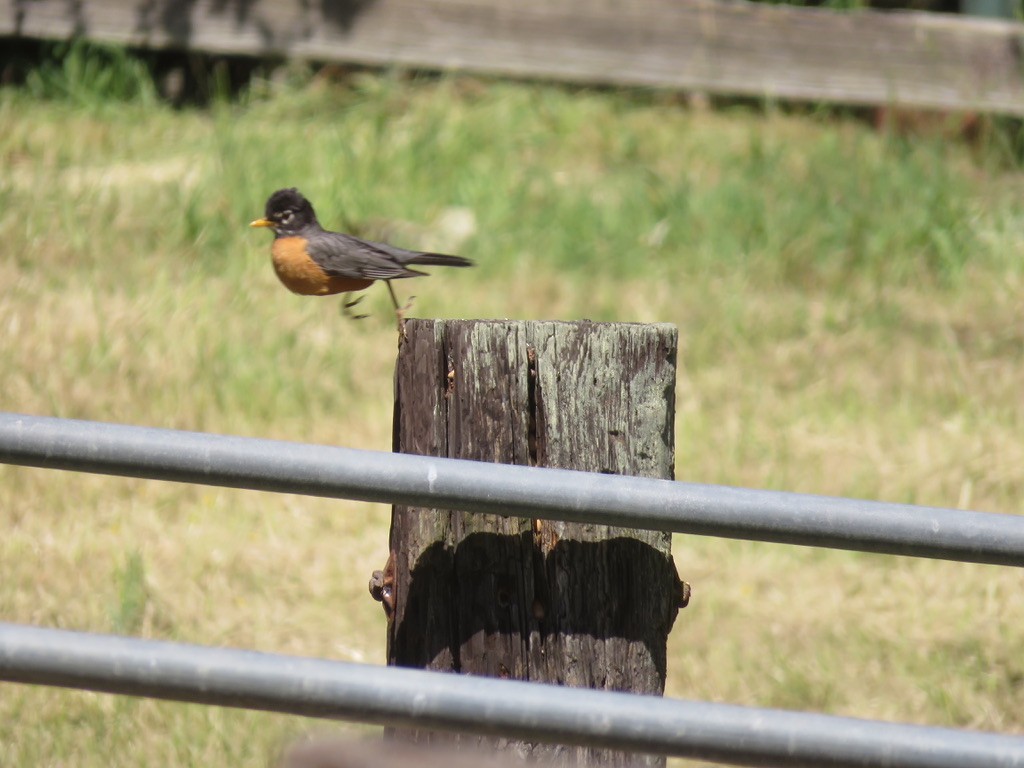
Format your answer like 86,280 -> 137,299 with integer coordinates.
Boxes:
2,0 -> 1023,114
385,319 -> 682,765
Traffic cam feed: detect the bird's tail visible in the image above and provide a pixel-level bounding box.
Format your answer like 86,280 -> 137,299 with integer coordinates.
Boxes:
406,252 -> 474,268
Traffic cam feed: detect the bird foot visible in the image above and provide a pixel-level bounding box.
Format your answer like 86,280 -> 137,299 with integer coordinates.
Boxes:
394,296 -> 415,336
341,294 -> 369,321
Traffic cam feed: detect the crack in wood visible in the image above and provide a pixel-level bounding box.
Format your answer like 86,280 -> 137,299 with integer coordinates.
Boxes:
526,343 -> 540,468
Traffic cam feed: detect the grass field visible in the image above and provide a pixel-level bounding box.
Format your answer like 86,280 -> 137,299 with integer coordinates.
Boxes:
2,48 -> 1024,767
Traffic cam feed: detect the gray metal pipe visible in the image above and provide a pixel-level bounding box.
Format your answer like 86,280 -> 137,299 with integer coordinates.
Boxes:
2,623 -> 1023,768
1,412 -> 1023,566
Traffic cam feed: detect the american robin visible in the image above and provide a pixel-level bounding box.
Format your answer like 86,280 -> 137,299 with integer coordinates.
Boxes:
250,188 -> 473,325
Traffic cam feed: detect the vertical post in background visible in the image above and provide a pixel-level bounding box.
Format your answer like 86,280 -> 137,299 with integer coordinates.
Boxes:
378,320 -> 686,766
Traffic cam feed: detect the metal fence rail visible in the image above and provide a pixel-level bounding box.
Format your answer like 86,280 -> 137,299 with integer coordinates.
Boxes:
2,622 -> 1024,768
2,412 -> 1024,566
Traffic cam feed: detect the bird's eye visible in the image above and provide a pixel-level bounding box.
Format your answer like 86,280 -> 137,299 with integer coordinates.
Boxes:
280,210 -> 294,223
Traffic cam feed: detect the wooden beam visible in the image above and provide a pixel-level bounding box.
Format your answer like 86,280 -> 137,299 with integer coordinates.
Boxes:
3,0 -> 1023,115
381,319 -> 685,765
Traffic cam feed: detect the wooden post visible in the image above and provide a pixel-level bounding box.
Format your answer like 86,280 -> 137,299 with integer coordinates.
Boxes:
375,320 -> 686,765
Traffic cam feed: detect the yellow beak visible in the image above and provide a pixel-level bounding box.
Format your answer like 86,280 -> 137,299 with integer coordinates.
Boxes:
249,218 -> 274,228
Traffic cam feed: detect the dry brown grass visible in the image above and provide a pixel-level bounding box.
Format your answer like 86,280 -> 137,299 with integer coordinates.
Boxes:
1,70 -> 1023,767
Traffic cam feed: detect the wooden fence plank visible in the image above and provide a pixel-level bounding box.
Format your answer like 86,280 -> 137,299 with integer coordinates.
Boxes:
4,0 -> 1022,115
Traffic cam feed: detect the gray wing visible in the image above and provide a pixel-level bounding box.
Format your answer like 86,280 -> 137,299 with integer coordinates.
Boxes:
305,232 -> 426,280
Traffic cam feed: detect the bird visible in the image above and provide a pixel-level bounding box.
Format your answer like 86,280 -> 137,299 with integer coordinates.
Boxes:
250,188 -> 473,327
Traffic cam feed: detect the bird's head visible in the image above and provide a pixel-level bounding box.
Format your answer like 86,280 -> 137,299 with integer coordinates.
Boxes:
250,188 -> 318,235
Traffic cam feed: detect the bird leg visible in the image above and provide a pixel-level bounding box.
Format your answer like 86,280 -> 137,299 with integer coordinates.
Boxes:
340,293 -> 369,321
385,281 -> 416,333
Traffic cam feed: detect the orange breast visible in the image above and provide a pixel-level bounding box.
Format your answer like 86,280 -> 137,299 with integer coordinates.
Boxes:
271,237 -> 374,296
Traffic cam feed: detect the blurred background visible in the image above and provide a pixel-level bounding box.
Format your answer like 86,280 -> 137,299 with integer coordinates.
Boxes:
1,0 -> 1023,765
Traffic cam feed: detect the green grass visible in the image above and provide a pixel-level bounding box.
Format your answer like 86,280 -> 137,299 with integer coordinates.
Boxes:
2,49 -> 1024,768
23,41 -> 160,108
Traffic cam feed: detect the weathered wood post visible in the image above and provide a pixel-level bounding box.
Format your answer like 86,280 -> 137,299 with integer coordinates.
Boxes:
373,320 -> 686,765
